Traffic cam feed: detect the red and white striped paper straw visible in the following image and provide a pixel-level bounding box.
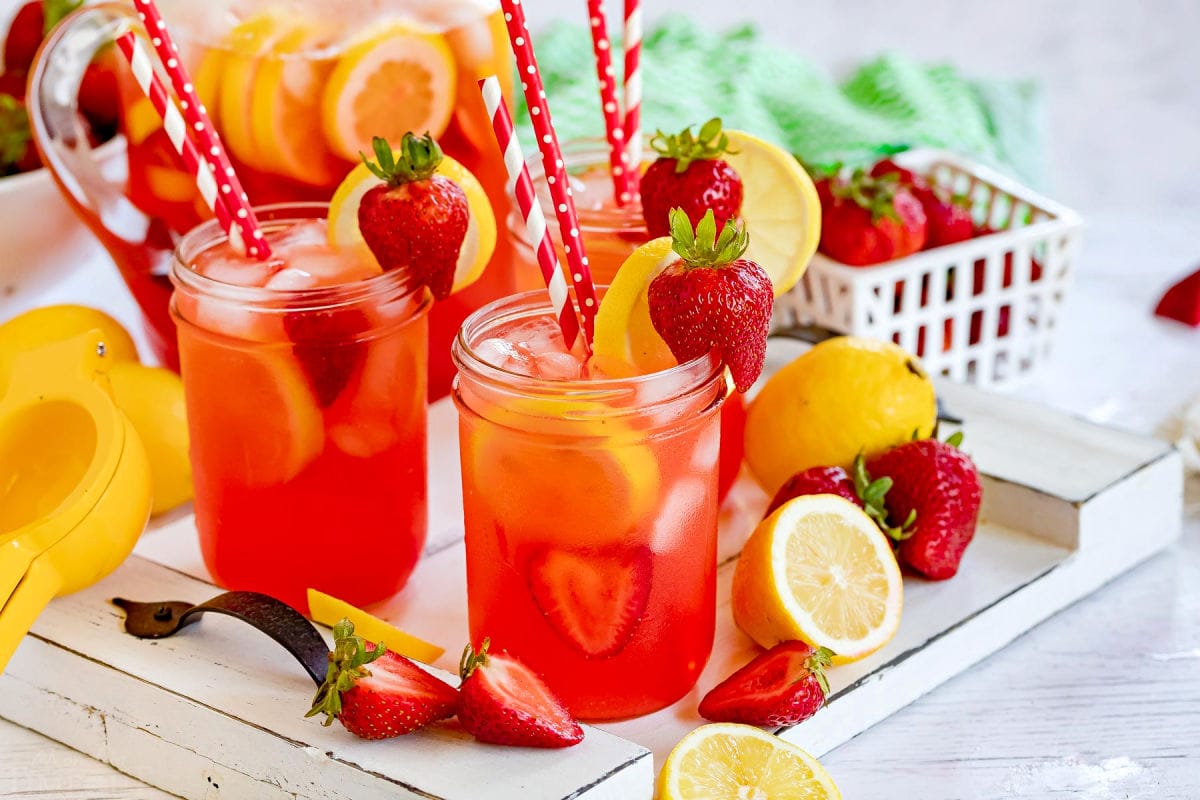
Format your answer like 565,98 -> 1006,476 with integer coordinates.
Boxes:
586,0 -> 633,205
115,33 -> 241,248
500,0 -> 598,341
128,0 -> 270,259
479,76 -> 581,348
622,0 -> 642,196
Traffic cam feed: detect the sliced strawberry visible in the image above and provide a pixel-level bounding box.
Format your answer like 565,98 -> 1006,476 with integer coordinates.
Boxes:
307,619 -> 458,740
458,639 -> 583,748
526,544 -> 652,659
1154,267 -> 1200,327
698,641 -> 833,727
282,307 -> 370,409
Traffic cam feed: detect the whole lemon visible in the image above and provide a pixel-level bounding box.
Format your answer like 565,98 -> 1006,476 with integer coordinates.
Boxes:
0,305 -> 139,394
744,336 -> 936,494
107,362 -> 193,515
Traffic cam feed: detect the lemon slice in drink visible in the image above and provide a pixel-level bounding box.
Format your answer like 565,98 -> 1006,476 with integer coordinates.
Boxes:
306,588 -> 444,664
591,237 -> 679,376
321,25 -> 457,162
724,129 -> 821,296
732,494 -> 903,662
658,723 -> 841,800
327,150 -> 496,294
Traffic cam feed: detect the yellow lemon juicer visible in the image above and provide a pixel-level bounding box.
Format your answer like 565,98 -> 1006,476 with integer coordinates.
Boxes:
0,330 -> 152,673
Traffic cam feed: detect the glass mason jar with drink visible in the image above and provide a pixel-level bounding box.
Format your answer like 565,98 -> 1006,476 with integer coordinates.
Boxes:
171,203 -> 431,613
29,0 -> 514,396
453,289 -> 727,720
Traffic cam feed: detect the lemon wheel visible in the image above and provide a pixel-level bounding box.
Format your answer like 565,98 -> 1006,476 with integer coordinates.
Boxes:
732,494 -> 903,662
658,723 -> 841,800
590,237 -> 679,376
321,25 -> 457,162
724,130 -> 821,296
216,14 -> 293,171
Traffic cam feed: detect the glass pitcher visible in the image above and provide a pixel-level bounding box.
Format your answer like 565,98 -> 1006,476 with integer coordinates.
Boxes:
29,0 -> 515,395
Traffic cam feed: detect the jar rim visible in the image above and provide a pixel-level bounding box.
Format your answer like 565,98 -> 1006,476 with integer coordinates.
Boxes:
171,201 -> 422,312
452,288 -> 724,404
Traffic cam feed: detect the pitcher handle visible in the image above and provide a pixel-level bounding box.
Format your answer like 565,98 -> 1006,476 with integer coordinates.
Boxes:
27,1 -> 145,244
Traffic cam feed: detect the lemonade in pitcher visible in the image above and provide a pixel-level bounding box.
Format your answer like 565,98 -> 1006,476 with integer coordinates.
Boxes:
31,0 -> 513,395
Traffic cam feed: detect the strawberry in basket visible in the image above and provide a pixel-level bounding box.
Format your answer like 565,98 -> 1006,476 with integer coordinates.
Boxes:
817,168 -> 927,266
871,158 -> 974,249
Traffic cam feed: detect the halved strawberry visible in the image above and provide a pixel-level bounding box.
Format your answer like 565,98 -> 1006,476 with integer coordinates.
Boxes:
698,640 -> 833,727
458,639 -> 583,748
306,619 -> 458,740
526,545 -> 652,659
282,307 -> 370,408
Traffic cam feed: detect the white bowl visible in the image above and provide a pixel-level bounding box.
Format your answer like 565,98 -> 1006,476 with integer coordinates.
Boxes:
0,136 -> 127,307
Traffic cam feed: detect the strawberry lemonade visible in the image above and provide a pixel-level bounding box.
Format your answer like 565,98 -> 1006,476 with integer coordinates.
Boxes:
171,203 -> 430,612
453,291 -> 726,720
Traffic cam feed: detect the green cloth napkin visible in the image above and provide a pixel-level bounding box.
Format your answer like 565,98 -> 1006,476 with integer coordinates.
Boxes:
516,15 -> 1045,186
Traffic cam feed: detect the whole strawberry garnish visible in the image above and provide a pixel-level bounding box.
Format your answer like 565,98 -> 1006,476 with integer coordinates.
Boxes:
457,639 -> 583,748
698,641 -> 833,727
306,619 -> 458,740
3,0 -> 81,72
357,133 -> 468,300
648,208 -> 773,392
819,168 -> 927,265
640,117 -> 743,238
866,433 -> 982,580
1154,266 -> 1200,327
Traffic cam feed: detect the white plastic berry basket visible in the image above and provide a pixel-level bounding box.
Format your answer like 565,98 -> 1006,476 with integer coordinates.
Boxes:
774,149 -> 1084,388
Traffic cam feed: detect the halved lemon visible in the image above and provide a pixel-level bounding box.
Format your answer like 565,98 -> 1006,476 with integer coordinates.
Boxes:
327,151 -> 495,295
732,494 -> 903,662
217,13 -> 295,171
590,237 -> 679,376
725,129 -> 821,296
321,25 -> 457,162
306,588 -> 444,664
658,723 -> 841,800
249,25 -> 348,186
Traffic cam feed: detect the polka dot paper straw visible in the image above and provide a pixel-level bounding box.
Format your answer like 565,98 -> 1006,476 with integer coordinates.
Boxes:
623,0 -> 642,197
115,33 -> 241,251
129,0 -> 269,259
586,0 -> 633,205
480,76 -> 582,348
499,0 -> 598,343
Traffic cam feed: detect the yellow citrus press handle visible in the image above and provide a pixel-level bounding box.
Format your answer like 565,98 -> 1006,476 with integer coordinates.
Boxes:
0,556 -> 62,674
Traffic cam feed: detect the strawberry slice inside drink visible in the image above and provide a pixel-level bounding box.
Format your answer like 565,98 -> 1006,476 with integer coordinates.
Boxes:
526,545 -> 653,659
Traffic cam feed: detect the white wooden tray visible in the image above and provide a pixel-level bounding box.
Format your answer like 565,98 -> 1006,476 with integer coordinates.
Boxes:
0,339 -> 1183,799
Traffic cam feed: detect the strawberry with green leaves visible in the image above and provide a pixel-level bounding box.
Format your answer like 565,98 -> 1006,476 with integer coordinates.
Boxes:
870,158 -> 973,249
640,118 -> 743,238
306,619 -> 458,740
867,432 -> 982,580
358,132 -> 468,300
458,639 -> 583,748
648,208 -> 773,393
699,640 -> 833,727
818,168 -> 927,265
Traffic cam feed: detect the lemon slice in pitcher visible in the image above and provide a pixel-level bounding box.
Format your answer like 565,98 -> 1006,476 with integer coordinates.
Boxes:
321,25 -> 457,162
327,147 -> 496,294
